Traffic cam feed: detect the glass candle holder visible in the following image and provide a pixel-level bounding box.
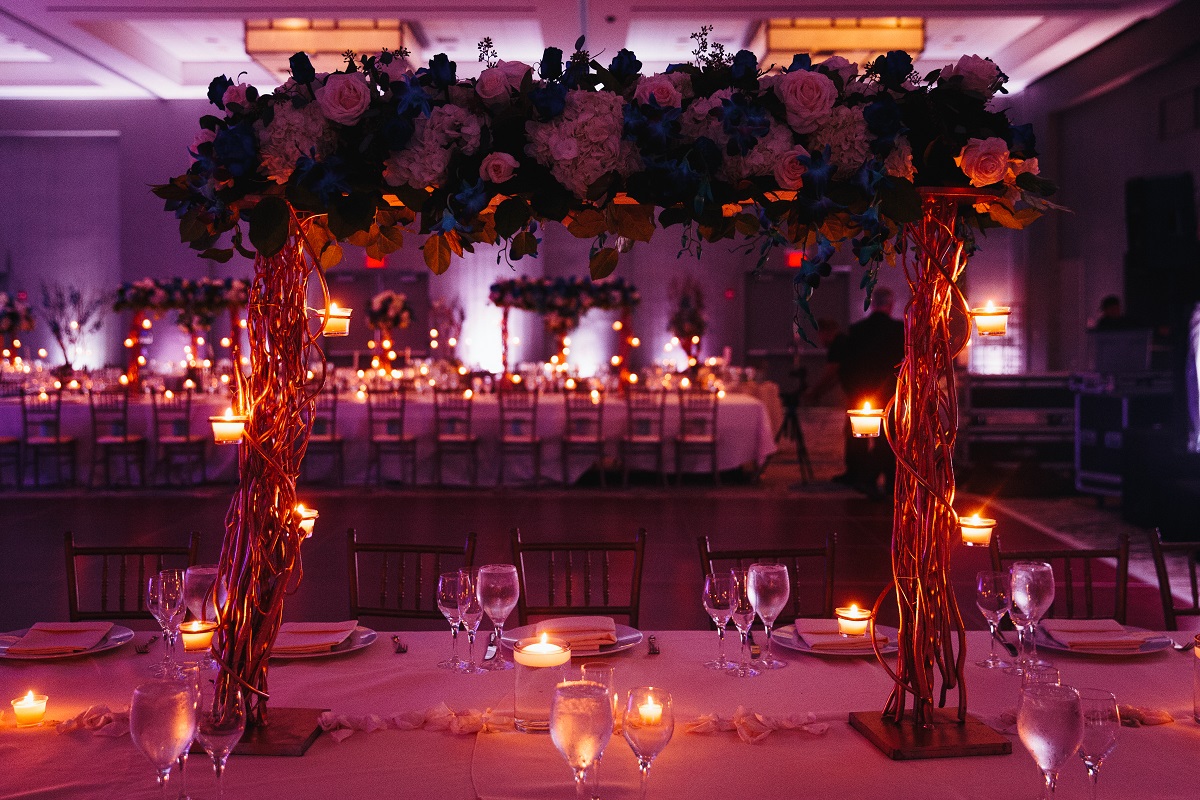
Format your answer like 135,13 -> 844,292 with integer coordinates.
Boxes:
180,621 -> 216,651
960,514 -> 996,546
970,303 -> 1011,336
11,692 -> 47,727
513,636 -> 571,732
835,605 -> 872,636
847,404 -> 884,437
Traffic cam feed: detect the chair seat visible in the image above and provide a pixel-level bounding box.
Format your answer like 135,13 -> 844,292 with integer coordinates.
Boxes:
623,435 -> 664,444
158,435 -> 202,445
502,434 -> 541,444
309,434 -> 343,444
372,434 -> 416,445
0,436 -> 18,445
437,433 -> 478,443
677,434 -> 716,443
27,436 -> 76,446
564,434 -> 603,444
97,435 -> 146,445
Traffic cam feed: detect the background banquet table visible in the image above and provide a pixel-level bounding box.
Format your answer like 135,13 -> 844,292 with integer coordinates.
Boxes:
1,630 -> 1196,798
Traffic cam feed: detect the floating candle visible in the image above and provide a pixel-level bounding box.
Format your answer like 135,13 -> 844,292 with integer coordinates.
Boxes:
960,514 -> 996,547
970,301 -> 1011,336
180,621 -> 216,651
835,605 -> 872,636
209,408 -> 248,444
11,691 -> 47,727
847,402 -> 885,438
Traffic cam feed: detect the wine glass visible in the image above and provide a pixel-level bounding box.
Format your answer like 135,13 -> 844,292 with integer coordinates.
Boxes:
457,569 -> 485,675
157,569 -> 187,676
623,687 -> 674,800
747,563 -> 790,670
728,570 -> 760,678
550,680 -> 614,799
146,575 -> 172,677
195,682 -> 246,800
1017,683 -> 1084,799
702,572 -> 734,670
1077,688 -> 1119,800
476,564 -> 520,671
580,663 -> 617,800
129,679 -> 199,797
1008,561 -> 1056,676
173,663 -> 201,800
436,571 -> 464,670
976,570 -> 1012,669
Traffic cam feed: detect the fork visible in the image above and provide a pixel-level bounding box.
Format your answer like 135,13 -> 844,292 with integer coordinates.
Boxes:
134,634 -> 158,655
392,635 -> 408,654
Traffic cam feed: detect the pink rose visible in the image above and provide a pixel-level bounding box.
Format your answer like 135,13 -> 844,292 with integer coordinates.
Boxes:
476,60 -> 531,106
480,152 -> 519,183
773,146 -> 810,190
222,83 -> 252,110
940,55 -> 1003,98
817,56 -> 858,84
774,70 -> 837,134
376,54 -> 411,85
315,72 -> 373,126
634,74 -> 682,108
190,128 -> 217,152
955,137 -> 1010,187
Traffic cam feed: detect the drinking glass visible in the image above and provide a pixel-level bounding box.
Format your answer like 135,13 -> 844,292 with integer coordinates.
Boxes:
975,570 -> 1012,669
436,571 -> 464,670
195,685 -> 246,800
184,565 -> 221,669
1021,665 -> 1062,689
476,564 -> 520,671
623,687 -> 674,800
129,679 -> 199,797
580,663 -> 617,800
457,569 -> 486,675
158,569 -> 187,675
728,570 -> 760,678
1077,688 -> 1119,800
747,563 -> 790,670
1008,561 -> 1056,675
702,572 -> 734,670
174,663 -> 201,800
1017,683 -> 1084,799
550,680 -> 614,799
147,575 -> 172,677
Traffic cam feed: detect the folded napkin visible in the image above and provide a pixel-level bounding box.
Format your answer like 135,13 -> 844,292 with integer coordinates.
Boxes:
57,705 -> 129,737
272,620 -> 358,655
793,619 -> 888,651
683,706 -> 830,744
533,616 -> 617,653
318,702 -> 516,742
1040,619 -> 1155,650
6,622 -> 113,655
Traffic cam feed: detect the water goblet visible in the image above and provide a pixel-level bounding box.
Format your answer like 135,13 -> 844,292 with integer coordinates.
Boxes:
747,563 -> 790,670
701,572 -> 733,670
975,570 -> 1012,669
146,575 -> 172,677
457,569 -> 486,675
476,564 -> 520,671
195,684 -> 246,800
580,663 -> 617,800
157,569 -> 187,676
436,571 -> 464,670
1017,683 -> 1084,799
1077,688 -> 1119,800
1008,561 -> 1056,676
551,680 -> 614,800
173,663 -> 201,800
623,687 -> 674,800
129,679 -> 198,797
728,570 -> 760,678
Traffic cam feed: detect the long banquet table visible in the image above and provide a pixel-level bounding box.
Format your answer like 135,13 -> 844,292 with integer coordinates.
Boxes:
1,630 -> 1197,798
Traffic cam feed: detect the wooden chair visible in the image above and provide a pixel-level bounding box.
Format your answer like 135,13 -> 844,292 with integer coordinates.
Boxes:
675,389 -> 720,485
150,388 -> 206,485
347,528 -> 477,621
510,527 -> 646,626
88,388 -> 146,487
1148,528 -> 1200,630
64,530 -> 200,621
497,387 -> 542,486
619,388 -> 667,487
989,532 -> 1130,624
697,533 -> 837,619
433,388 -> 479,486
21,388 -> 76,487
365,387 -> 418,486
302,389 -> 345,485
561,389 -> 607,487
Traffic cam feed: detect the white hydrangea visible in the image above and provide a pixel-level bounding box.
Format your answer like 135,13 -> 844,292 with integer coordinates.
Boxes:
383,105 -> 484,190
720,120 -> 795,183
525,90 -> 640,200
255,100 -> 337,183
807,105 -> 871,177
679,89 -> 731,151
884,136 -> 916,182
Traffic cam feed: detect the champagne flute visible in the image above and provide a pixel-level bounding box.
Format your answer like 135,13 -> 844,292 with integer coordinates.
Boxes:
728,570 -> 760,678
551,680 -> 614,800
129,679 -> 198,797
146,575 -> 172,677
975,570 -> 1012,669
1017,683 -> 1084,799
1077,688 -> 1119,800
457,569 -> 485,675
157,569 -> 187,677
436,571 -> 464,670
747,563 -> 790,670
1009,561 -> 1056,676
702,572 -> 733,670
623,687 -> 674,800
195,684 -> 246,800
476,564 -> 520,671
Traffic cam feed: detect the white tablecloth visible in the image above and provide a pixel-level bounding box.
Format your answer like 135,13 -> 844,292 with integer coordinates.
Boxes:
1,630 -> 1195,798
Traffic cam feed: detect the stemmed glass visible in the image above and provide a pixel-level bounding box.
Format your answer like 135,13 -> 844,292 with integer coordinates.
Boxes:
976,570 -> 1012,669
147,575 -> 172,677
149,570 -> 187,677
195,679 -> 246,800
1009,561 -> 1056,675
702,572 -> 733,670
436,571 -> 464,670
184,565 -> 221,668
1077,688 -> 1120,800
1017,683 -> 1084,799
728,570 -> 760,678
747,563 -> 790,670
476,564 -> 520,671
129,679 -> 198,797
622,687 -> 674,800
550,680 -> 614,799
457,569 -> 486,675
174,663 -> 201,800
580,663 -> 617,800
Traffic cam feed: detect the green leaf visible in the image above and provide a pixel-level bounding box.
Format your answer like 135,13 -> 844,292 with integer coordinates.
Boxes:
247,196 -> 290,256
319,243 -> 344,269
1015,172 -> 1057,196
422,234 -> 453,275
589,247 -> 619,279
509,231 -> 539,260
567,209 -> 608,238
494,197 -> 531,239
879,180 -> 922,224
607,203 -> 655,243
199,247 -> 234,263
658,207 -> 691,229
328,193 -> 377,240
366,224 -> 405,258
734,213 -> 760,237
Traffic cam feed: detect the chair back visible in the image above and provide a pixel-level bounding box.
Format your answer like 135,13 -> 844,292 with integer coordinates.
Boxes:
498,388 -> 539,441
1149,528 -> 1200,630
306,389 -> 340,439
366,387 -> 409,443
563,389 -> 605,442
625,389 -> 666,440
22,388 -> 65,443
433,388 -> 474,440
347,528 -> 477,620
678,389 -> 719,440
89,388 -> 135,443
697,533 -> 837,619
64,531 -> 200,621
989,532 -> 1130,624
150,388 -> 195,441
0,373 -> 25,397
511,527 -> 646,626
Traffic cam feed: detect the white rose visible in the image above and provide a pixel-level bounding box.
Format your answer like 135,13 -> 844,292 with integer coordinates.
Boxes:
376,55 -> 411,85
941,55 -> 1002,98
955,137 -> 1010,187
773,146 -> 810,190
817,56 -> 858,84
480,152 -> 519,183
315,72 -> 373,126
475,60 -> 531,106
774,70 -> 837,134
222,83 -> 252,109
190,129 -> 217,152
884,137 -> 916,182
634,74 -> 682,108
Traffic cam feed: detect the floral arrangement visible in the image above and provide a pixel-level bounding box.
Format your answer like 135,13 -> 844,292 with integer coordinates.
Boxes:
114,277 -> 250,333
668,276 -> 707,347
0,291 -> 35,337
366,289 -> 413,331
489,276 -> 639,336
155,35 -> 1055,315
41,284 -> 106,370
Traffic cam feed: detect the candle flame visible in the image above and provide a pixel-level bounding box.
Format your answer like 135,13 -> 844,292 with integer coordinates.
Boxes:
330,302 -> 339,313
224,407 -> 233,420
984,300 -> 996,312
24,690 -> 34,702
861,401 -> 872,412
540,633 -> 548,645
850,604 -> 859,614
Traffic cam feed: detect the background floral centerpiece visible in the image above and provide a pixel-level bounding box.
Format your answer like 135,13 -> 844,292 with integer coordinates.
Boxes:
0,291 -> 35,353
366,289 -> 413,332
668,276 -> 707,363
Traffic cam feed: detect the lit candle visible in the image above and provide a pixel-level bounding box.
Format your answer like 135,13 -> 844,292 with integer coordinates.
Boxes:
180,621 -> 216,651
960,514 -> 996,547
295,504 -> 319,537
11,691 -> 48,727
847,402 -> 885,437
318,303 -> 352,336
513,635 -> 571,668
210,408 -> 248,444
835,604 -> 872,636
638,696 -> 664,725
970,301 -> 1011,336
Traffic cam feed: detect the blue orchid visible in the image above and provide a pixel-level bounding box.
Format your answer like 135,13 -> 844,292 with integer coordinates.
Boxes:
420,54 -> 456,89
530,83 -> 567,119
863,96 -> 905,151
293,155 -> 351,205
718,93 -> 771,156
394,76 -> 433,117
453,180 -> 488,219
623,99 -> 682,152
212,123 -> 257,177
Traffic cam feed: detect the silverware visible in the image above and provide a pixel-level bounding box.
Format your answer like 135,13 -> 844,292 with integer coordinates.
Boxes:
134,634 -> 158,655
1168,638 -> 1190,652
747,630 -> 761,660
484,631 -> 498,661
993,630 -> 1018,657
647,635 -> 660,655
391,635 -> 408,654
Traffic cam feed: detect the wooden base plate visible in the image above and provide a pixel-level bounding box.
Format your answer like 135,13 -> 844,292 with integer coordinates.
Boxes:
191,707 -> 325,757
848,709 -> 1012,761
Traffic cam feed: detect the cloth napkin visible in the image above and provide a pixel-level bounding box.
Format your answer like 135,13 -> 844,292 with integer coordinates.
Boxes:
793,619 -> 888,651
6,622 -> 113,655
319,702 -> 516,742
533,616 -> 617,653
272,620 -> 358,655
1039,619 -> 1155,649
56,704 -> 130,737
683,706 -> 830,743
